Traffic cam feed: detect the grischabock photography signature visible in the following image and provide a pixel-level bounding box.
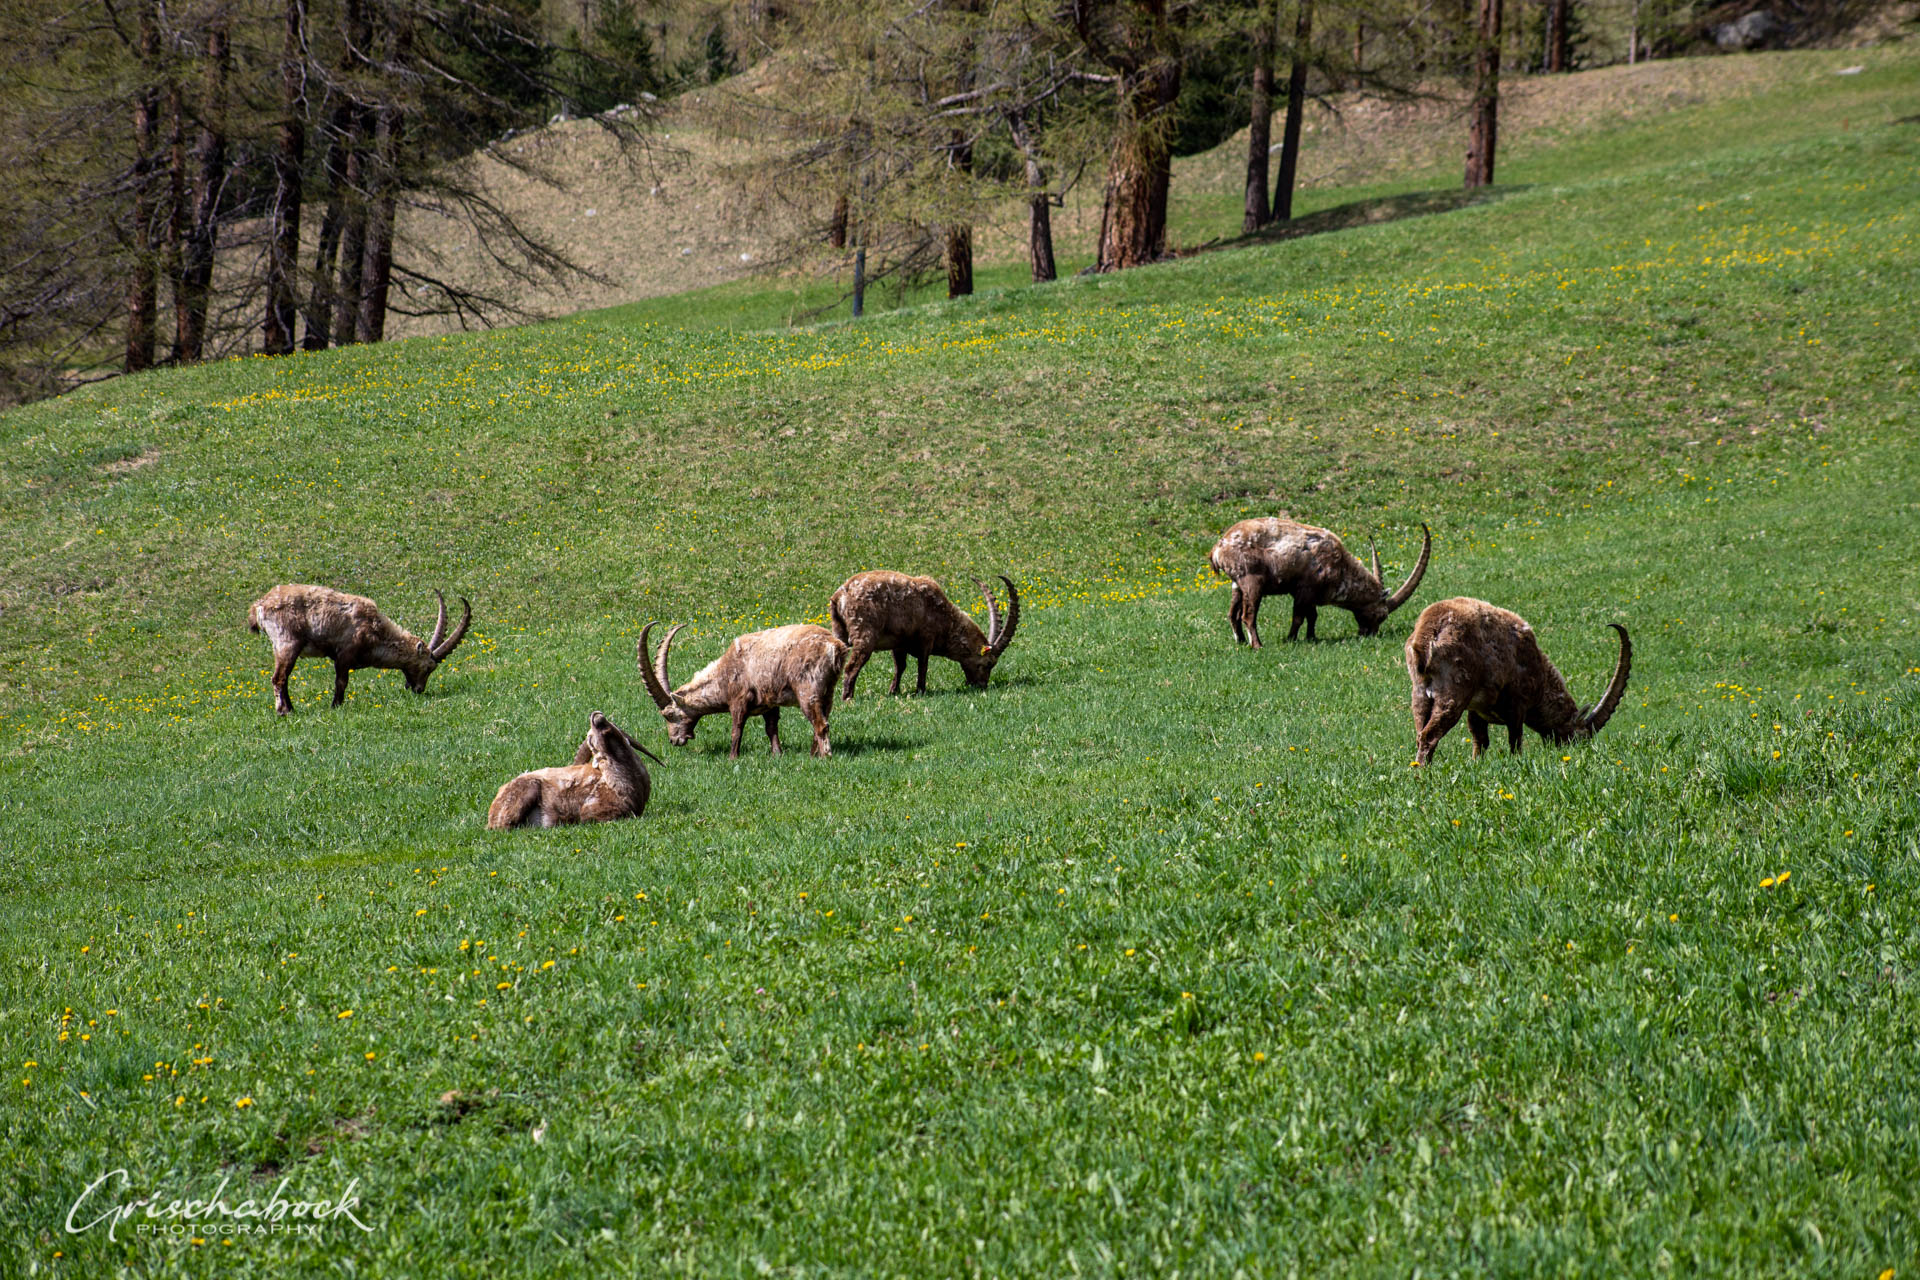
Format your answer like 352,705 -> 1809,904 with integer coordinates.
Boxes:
65,1168 -> 375,1242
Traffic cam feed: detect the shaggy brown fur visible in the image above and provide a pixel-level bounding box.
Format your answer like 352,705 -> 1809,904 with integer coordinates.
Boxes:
1405,598 -> 1632,765
638,622 -> 846,758
248,584 -> 471,714
828,571 -> 1020,699
1210,519 -> 1431,644
486,711 -> 660,829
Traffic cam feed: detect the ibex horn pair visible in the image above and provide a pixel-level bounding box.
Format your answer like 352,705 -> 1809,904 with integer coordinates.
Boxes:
427,589 -> 472,662
1368,523 -> 1432,615
637,622 -> 689,713
969,574 -> 1021,659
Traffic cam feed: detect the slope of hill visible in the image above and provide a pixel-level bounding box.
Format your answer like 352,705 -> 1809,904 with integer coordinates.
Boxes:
2,51 -> 1918,1278
388,43 -> 1918,337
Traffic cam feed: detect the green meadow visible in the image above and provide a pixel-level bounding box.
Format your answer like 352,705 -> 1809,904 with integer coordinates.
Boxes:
2,48 -> 1918,1277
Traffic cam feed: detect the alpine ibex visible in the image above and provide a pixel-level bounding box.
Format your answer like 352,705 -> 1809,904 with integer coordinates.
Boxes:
1210,519 -> 1431,644
486,711 -> 661,829
829,571 -> 1020,699
1405,598 -> 1632,765
638,622 -> 846,758
248,584 -> 471,714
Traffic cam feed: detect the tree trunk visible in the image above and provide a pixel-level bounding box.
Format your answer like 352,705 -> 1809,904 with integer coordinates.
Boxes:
851,246 -> 866,318
1351,20 -> 1364,84
1273,0 -> 1312,222
1007,110 -> 1055,282
945,223 -> 973,298
357,19 -> 409,344
125,0 -> 160,373
946,133 -> 973,299
332,124 -> 368,346
1545,0 -> 1569,71
266,0 -> 307,355
1465,0 -> 1502,189
356,110 -> 399,343
303,162 -> 342,349
165,75 -> 187,361
1628,0 -> 1639,64
331,0 -> 370,347
1027,189 -> 1056,283
1243,0 -> 1277,232
1096,58 -> 1181,271
176,15 -> 231,365
828,192 -> 848,249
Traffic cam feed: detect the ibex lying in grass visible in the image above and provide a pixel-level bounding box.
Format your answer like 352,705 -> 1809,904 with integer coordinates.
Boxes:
638,622 -> 846,758
248,584 -> 471,714
829,571 -> 1020,699
1405,598 -> 1632,765
486,711 -> 660,829
1210,519 -> 1431,644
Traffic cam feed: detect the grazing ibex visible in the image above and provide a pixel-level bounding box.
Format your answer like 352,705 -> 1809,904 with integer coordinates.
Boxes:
486,711 -> 661,829
1405,598 -> 1632,765
1210,519 -> 1431,645
829,571 -> 1020,699
248,584 -> 471,714
638,622 -> 846,758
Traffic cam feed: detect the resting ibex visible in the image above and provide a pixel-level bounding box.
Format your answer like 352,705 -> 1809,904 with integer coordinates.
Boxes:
638,622 -> 846,758
1405,598 -> 1632,765
486,711 -> 660,829
248,584 -> 471,714
1210,519 -> 1431,644
829,571 -> 1020,699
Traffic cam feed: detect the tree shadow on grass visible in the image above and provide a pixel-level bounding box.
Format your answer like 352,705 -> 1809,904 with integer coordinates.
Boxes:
1183,185 -> 1523,257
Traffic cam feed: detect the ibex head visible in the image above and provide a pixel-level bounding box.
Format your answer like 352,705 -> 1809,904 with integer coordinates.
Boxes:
637,623 -> 698,745
956,575 -> 1021,687
403,590 -> 472,691
1351,524 -> 1432,637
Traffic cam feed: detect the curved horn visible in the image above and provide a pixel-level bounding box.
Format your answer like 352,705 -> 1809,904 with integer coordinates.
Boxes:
970,575 -> 1002,649
1368,538 -> 1383,585
636,623 -> 674,710
655,623 -> 687,705
621,725 -> 667,766
987,574 -> 1020,659
427,590 -> 447,651
1580,624 -> 1632,737
429,594 -> 471,661
1383,523 -> 1432,614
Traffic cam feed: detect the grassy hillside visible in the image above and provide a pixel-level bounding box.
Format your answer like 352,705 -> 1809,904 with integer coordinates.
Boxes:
382,44 -> 1920,336
2,50 -> 1918,1277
